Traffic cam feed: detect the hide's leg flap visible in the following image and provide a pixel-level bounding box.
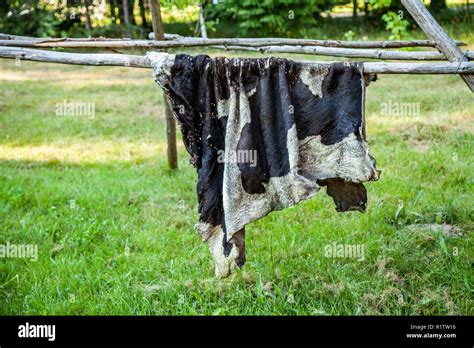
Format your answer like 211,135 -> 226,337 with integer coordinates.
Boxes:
195,223 -> 246,278
363,73 -> 378,87
229,228 -> 246,269
318,178 -> 367,213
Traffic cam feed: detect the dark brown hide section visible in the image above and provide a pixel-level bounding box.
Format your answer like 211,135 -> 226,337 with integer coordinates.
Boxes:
318,178 -> 368,212
229,229 -> 246,267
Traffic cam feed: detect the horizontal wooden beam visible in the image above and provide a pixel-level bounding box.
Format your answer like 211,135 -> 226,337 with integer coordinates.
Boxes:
0,33 -> 180,41
0,33 -> 464,49
212,45 -> 473,61
2,40 -> 472,61
1,47 -> 473,74
2,39 -> 472,61
148,32 -> 464,49
0,46 -> 150,68
361,61 -> 474,74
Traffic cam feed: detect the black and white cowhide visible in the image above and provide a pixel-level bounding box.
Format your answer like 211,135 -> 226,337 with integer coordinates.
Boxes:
147,52 -> 380,278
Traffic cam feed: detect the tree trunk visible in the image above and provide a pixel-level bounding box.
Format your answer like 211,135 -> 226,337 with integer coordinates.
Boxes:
122,0 -> 130,26
352,0 -> 358,18
122,0 -> 132,37
138,0 -> 147,28
81,0 -> 92,32
149,0 -> 164,39
198,4 -> 208,39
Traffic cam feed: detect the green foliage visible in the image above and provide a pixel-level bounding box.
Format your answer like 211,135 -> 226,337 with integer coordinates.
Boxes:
0,0 -> 149,38
343,30 -> 356,40
0,0 -> 62,37
0,0 -> 471,40
367,0 -> 392,10
207,0 -> 350,37
381,11 -> 410,40
365,0 -> 410,40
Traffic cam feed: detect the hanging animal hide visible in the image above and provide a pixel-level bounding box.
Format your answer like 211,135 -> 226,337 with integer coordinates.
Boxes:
147,52 -> 380,277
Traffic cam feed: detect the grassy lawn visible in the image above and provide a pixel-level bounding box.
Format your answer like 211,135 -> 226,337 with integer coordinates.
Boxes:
0,51 -> 473,315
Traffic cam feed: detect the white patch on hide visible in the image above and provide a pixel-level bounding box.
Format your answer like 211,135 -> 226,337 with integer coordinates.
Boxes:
195,222 -> 239,278
298,133 -> 379,183
217,98 -> 230,119
299,65 -> 329,98
286,124 -> 298,171
247,87 -> 257,97
221,80 -> 319,241
195,221 -> 215,242
146,52 -> 176,89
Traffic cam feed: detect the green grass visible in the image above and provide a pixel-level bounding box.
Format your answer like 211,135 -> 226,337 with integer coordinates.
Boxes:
0,51 -> 473,315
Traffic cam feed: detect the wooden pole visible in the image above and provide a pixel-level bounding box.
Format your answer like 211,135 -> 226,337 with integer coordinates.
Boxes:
0,33 -> 465,49
2,47 -> 474,74
4,38 -> 474,61
210,45 -> 474,61
198,4 -> 208,39
4,39 -> 473,61
0,46 -> 150,67
401,0 -> 474,92
149,0 -> 178,169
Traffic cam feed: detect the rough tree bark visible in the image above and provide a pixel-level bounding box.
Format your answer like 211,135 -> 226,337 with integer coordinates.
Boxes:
149,0 -> 164,39
2,35 -> 463,49
122,0 -> 132,37
2,46 -> 474,74
81,0 -> 92,32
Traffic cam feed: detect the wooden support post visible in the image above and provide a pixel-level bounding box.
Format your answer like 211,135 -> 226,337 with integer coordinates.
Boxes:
149,0 -> 178,169
402,0 -> 474,92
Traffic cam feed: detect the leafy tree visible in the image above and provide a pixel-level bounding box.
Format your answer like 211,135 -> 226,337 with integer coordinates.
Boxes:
0,0 -> 62,37
207,0 -> 350,37
381,11 -> 409,40
367,0 -> 410,40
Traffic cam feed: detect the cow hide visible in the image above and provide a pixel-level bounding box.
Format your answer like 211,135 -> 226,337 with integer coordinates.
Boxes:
147,52 -> 380,278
